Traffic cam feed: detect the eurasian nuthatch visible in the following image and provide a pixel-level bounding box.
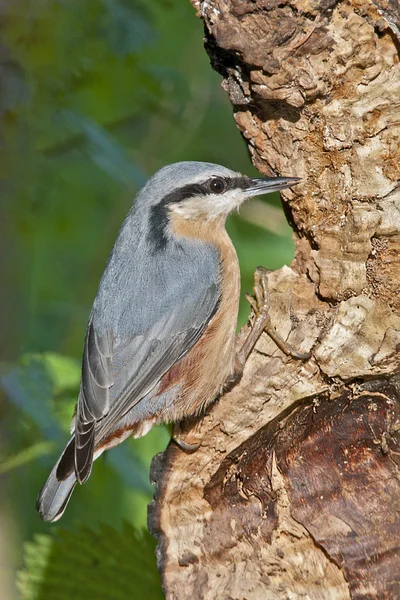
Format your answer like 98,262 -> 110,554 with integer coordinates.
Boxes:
37,161 -> 301,522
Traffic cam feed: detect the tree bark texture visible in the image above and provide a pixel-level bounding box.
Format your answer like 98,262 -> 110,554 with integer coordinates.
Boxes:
148,1 -> 400,598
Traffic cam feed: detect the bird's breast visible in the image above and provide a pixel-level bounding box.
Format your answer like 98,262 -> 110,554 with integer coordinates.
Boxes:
156,216 -> 241,421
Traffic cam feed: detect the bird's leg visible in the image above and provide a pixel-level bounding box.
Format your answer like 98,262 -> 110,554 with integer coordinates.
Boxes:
172,421 -> 201,452
233,267 -> 311,381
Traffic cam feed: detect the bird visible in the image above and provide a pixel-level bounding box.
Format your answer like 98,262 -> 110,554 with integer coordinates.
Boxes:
36,161 -> 301,522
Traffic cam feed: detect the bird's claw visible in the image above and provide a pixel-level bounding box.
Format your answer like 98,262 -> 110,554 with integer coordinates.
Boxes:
244,266 -> 311,362
172,422 -> 201,452
248,266 -> 271,320
172,435 -> 201,453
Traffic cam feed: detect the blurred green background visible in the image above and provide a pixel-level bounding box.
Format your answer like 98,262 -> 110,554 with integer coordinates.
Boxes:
0,1 -> 294,598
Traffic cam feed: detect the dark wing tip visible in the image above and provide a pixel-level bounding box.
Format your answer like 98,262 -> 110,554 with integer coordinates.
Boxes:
74,421 -> 95,484
56,437 -> 75,481
36,479 -> 76,522
37,440 -> 78,522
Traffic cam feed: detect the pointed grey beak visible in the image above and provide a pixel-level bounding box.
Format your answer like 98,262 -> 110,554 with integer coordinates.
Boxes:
245,176 -> 301,197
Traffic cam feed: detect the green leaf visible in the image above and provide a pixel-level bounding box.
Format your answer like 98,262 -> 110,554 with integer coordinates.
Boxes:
17,523 -> 164,600
1,353 -> 81,437
1,355 -> 60,438
42,353 -> 81,394
0,441 -> 55,474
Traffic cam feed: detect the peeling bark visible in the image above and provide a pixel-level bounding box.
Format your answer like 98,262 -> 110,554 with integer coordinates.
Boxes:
149,1 -> 400,598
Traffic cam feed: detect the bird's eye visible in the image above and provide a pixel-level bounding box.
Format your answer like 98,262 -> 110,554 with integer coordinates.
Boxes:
210,178 -> 225,194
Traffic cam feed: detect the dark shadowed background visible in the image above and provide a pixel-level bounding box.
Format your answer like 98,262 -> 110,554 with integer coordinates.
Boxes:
0,2 -> 294,598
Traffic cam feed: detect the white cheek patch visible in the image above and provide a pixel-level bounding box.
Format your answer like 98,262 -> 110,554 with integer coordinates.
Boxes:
170,190 -> 245,220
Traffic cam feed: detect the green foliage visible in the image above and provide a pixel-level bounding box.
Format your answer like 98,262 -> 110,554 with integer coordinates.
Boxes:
43,353 -> 81,394
0,442 -> 55,475
2,353 -> 79,438
17,524 -> 163,600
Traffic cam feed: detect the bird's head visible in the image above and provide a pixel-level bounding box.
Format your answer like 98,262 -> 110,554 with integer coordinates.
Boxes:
134,161 -> 300,249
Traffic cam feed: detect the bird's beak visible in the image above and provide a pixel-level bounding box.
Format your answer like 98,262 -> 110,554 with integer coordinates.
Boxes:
245,176 -> 301,197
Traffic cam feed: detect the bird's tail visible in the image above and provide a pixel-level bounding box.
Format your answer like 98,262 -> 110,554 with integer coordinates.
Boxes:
36,436 -> 77,522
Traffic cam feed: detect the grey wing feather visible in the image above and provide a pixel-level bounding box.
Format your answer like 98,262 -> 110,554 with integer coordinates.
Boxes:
75,319 -> 114,482
96,281 -> 220,438
81,321 -> 113,419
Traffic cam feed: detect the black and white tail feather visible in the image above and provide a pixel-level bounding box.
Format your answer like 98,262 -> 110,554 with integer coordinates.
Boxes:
36,437 -> 77,522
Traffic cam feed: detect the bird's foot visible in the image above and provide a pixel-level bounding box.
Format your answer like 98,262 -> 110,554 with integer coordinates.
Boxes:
172,436 -> 201,452
234,267 -> 311,379
172,423 -> 201,452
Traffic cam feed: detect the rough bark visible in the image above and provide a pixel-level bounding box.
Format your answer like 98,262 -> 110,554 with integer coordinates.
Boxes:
148,1 -> 400,598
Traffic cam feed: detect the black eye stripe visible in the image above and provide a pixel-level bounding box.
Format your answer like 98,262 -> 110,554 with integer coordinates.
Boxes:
148,176 -> 253,251
205,176 -> 252,194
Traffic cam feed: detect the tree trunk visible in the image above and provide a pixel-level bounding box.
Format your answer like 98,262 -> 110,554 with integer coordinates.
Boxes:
148,1 -> 400,598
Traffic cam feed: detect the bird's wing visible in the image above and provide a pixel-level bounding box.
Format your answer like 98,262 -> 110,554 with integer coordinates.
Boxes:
74,275 -> 221,483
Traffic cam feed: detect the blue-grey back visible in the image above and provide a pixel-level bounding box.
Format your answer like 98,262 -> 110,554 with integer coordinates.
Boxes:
92,203 -> 221,340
